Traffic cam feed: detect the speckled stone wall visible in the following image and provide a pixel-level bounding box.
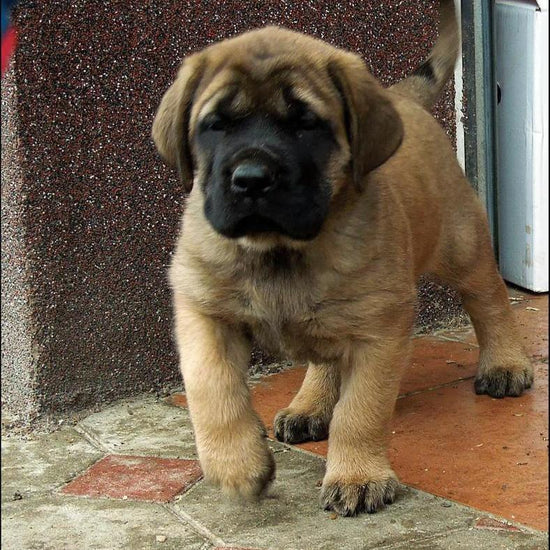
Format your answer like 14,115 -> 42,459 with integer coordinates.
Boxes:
1,65 -> 38,423
2,0 -> 463,420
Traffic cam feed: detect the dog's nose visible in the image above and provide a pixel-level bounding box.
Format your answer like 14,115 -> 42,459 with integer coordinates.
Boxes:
230,162 -> 275,195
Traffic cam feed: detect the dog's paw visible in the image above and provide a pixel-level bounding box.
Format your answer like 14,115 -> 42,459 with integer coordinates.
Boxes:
231,448 -> 276,500
200,433 -> 275,500
273,409 -> 329,444
321,476 -> 400,516
475,364 -> 534,398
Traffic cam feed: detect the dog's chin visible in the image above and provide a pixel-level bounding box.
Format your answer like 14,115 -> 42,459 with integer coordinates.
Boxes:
237,233 -> 310,252
210,213 -> 320,251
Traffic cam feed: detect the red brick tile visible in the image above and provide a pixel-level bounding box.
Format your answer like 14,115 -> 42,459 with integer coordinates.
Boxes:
61,455 -> 202,502
166,393 -> 187,408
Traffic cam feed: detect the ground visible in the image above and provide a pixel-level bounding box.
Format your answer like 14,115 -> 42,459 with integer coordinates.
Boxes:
1,289 -> 548,549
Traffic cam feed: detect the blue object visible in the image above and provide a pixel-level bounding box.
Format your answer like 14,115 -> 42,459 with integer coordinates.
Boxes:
2,0 -> 18,37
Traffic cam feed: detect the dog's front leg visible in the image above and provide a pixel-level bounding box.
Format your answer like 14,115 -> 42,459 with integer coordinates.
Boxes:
173,293 -> 275,499
321,337 -> 411,516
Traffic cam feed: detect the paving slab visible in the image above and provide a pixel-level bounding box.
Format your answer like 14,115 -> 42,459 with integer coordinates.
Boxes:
385,528 -> 548,550
2,388 -> 546,550
172,440 -> 544,549
1,496 -> 208,550
1,427 -> 102,502
77,396 -> 197,459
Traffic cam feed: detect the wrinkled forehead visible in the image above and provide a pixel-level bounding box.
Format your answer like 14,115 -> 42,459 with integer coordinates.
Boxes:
189,39 -> 339,127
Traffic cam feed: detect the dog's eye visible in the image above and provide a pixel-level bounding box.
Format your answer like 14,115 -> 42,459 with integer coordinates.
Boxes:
298,109 -> 321,130
286,104 -> 322,132
200,114 -> 230,132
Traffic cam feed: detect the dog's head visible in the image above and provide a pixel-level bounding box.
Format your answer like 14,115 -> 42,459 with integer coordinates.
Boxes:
153,27 -> 402,246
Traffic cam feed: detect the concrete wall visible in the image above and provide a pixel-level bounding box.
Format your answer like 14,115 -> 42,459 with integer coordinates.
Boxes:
1,0 -> 464,423
1,66 -> 38,423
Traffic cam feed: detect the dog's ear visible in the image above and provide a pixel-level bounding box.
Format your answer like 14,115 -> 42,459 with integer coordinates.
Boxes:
328,54 -> 403,188
152,55 -> 204,192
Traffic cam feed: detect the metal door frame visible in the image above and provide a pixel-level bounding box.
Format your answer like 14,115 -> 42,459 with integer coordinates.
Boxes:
460,0 -> 499,256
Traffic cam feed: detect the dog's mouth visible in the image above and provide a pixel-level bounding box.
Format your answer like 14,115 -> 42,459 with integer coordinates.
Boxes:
220,214 -> 285,239
204,189 -> 329,242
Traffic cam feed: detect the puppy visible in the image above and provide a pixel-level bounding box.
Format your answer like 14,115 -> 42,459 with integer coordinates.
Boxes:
152,0 -> 533,516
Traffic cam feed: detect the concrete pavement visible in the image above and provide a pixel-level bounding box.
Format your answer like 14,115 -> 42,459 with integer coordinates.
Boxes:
2,394 -> 548,550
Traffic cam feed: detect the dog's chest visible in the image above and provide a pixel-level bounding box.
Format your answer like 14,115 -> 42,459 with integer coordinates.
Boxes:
235,269 -> 350,362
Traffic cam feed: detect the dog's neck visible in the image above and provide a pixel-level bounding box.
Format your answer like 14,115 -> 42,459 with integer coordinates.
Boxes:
236,245 -> 307,279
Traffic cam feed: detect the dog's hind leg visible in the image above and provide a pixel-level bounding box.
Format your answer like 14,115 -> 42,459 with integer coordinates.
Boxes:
273,362 -> 340,444
434,201 -> 533,398
456,267 -> 533,398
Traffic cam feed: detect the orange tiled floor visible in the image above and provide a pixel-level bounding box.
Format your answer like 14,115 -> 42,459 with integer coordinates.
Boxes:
250,290 -> 548,530
172,290 -> 549,530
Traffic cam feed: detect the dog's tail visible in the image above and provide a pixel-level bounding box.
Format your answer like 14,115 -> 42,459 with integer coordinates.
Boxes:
390,0 -> 459,109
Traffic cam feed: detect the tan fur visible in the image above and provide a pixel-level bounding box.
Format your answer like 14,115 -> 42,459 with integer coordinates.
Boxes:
274,362 -> 340,443
173,292 -> 275,498
153,9 -> 533,515
392,0 -> 460,109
